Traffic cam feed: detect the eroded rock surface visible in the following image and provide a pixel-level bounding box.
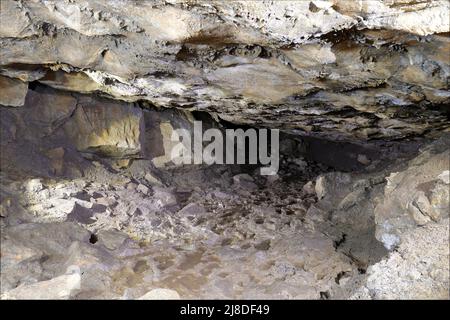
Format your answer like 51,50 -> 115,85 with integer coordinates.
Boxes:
375,137 -> 450,250
1,128 -> 448,299
1,0 -> 449,141
0,0 -> 449,300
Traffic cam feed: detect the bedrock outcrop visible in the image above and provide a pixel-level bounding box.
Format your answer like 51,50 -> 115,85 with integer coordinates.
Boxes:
1,0 -> 449,141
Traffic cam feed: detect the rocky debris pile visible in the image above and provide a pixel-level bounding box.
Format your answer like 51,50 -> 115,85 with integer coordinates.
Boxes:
349,219 -> 449,299
311,136 -> 450,299
1,135 -> 448,299
0,158 -> 351,299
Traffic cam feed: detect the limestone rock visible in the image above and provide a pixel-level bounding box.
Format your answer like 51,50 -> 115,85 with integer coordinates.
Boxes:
0,0 -> 449,302
233,173 -> 258,190
63,96 -> 144,158
144,172 -> 163,187
177,203 -> 207,218
0,76 -> 28,107
0,0 -> 448,142
136,184 -> 150,196
152,187 -> 178,208
374,136 -> 450,250
314,173 -> 352,200
138,288 -> 180,300
1,266 -> 81,300
351,219 -> 449,299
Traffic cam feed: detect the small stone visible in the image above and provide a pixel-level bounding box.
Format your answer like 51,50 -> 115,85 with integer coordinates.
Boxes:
211,190 -> 231,199
292,158 -> 307,169
302,181 -> 315,195
138,288 -> 180,300
25,179 -> 44,193
152,187 -> 177,207
144,172 -> 163,186
91,192 -> 103,199
315,176 -> 326,200
233,173 -> 258,190
137,184 -> 150,195
97,229 -> 129,250
49,198 -> 77,214
178,203 -> 207,217
357,154 -> 371,165
114,159 -> 131,169
126,183 -> 137,190
266,174 -> 280,185
0,198 -> 12,217
254,239 -> 271,251
95,197 -> 117,207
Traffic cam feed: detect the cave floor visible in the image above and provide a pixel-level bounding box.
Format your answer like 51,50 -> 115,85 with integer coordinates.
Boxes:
1,145 -> 448,300
1,157 -> 364,299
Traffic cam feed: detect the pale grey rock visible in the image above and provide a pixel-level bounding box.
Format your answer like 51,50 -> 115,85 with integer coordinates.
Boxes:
138,288 -> 180,300
315,173 -> 352,201
97,229 -> 129,251
144,172 -> 163,187
0,76 -> 28,107
302,181 -> 315,195
233,173 -> 258,190
25,179 -> 44,193
374,136 -> 450,250
177,203 -> 207,218
136,184 -> 150,195
351,219 -> 449,300
1,266 -> 81,300
152,187 -> 178,208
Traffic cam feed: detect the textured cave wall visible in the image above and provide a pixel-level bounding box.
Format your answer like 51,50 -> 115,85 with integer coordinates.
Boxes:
0,0 -> 449,142
0,0 -> 449,300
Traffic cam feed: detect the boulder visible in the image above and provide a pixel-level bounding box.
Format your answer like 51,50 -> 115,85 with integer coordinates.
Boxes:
374,136 -> 450,250
63,96 -> 144,158
0,76 -> 28,107
1,266 -> 81,300
233,174 -> 258,191
138,288 -> 180,300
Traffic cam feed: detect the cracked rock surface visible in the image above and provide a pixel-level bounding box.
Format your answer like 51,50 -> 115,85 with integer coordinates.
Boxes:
0,0 -> 449,300
1,0 -> 449,141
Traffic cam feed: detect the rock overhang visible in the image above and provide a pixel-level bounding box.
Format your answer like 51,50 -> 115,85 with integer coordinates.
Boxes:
0,0 -> 449,143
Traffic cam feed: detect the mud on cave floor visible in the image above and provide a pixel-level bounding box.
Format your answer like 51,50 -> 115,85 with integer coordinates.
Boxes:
0,151 -> 391,299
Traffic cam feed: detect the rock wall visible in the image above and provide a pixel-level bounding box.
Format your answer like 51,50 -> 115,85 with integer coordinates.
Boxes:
309,136 -> 449,299
0,84 -> 197,179
375,137 -> 449,250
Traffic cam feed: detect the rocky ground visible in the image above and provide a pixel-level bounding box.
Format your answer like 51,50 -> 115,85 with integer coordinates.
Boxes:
1,133 -> 448,299
1,152 -> 344,299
